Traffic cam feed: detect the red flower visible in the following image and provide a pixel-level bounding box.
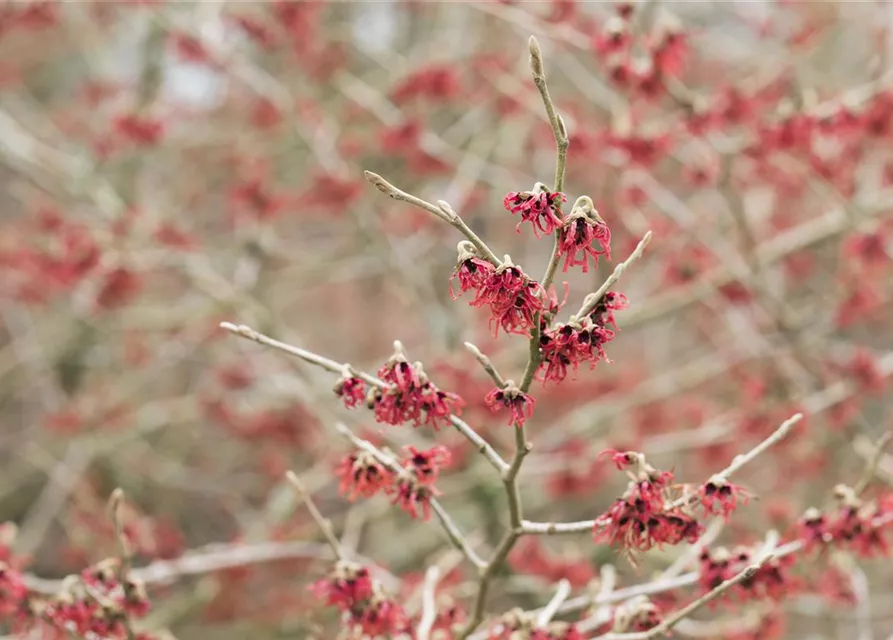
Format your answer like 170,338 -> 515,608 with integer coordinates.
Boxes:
0,563 -> 27,617
588,291 -> 629,329
95,267 -> 142,310
112,113 -> 164,146
538,321 -> 615,384
468,256 -> 545,337
229,175 -> 287,222
650,24 -> 688,77
593,467 -> 703,551
403,445 -> 451,485
556,197 -> 612,273
699,547 -> 796,602
370,350 -> 464,430
353,595 -> 409,636
388,477 -> 437,521
842,231 -> 889,270
336,451 -> 394,501
333,375 -> 366,409
503,186 -> 566,238
391,65 -> 461,104
599,449 -> 639,470
797,487 -> 893,557
450,246 -> 496,300
379,120 -> 422,156
311,562 -> 375,610
592,16 -> 632,56
485,381 -> 536,427
844,349 -> 886,394
699,477 -> 749,520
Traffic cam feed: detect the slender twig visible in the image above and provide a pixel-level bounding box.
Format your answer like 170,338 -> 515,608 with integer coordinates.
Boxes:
713,413 -> 803,482
576,231 -> 653,318
333,422 -> 486,570
521,519 -> 596,535
465,342 -> 507,388
285,471 -> 343,560
417,566 -> 442,640
23,541 -> 400,595
536,579 -> 571,627
108,489 -> 137,640
528,35 -> 569,193
596,555 -> 776,640
854,431 -> 893,496
364,171 -> 500,265
219,322 -> 508,473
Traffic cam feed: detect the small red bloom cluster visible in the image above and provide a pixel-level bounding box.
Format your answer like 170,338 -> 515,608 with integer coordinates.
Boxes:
311,561 -> 408,638
699,547 -> 796,602
0,553 -> 154,640
333,347 -> 465,431
503,186 -> 566,238
370,352 -> 465,430
797,485 -> 893,557
698,476 -> 750,521
593,458 -> 703,552
335,444 -> 451,522
452,249 -> 546,338
593,3 -> 688,100
556,198 -> 612,273
538,320 -> 615,384
485,381 -> 537,428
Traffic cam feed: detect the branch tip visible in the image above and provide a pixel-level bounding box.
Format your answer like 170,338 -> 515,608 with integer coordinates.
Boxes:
528,35 -> 544,78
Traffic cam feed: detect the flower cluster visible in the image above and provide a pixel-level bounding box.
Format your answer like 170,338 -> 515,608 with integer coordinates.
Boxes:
593,457 -> 703,552
593,3 -> 688,99
503,185 -> 566,238
311,561 -> 408,637
335,444 -> 451,522
556,197 -> 612,273
488,607 -> 583,640
797,485 -> 893,557
39,559 -> 152,639
366,347 -> 465,430
336,450 -> 394,501
538,319 -> 616,384
485,380 -> 537,427
451,243 -> 545,337
698,546 -> 796,602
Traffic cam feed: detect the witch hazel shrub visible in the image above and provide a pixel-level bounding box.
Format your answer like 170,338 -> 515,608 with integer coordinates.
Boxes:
3,3 -> 893,640
215,33 -> 893,640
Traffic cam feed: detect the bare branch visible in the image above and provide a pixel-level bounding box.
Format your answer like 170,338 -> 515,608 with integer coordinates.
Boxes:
465,341 -> 507,388
536,579 -> 571,628
596,555 -> 775,640
577,231 -> 653,318
220,322 -> 508,472
854,431 -> 893,496
528,35 -> 569,192
417,566 -> 442,640
363,171 -> 500,265
285,471 -> 343,560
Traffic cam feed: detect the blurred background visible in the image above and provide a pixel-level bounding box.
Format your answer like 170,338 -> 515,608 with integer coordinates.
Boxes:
1,1 -> 892,638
